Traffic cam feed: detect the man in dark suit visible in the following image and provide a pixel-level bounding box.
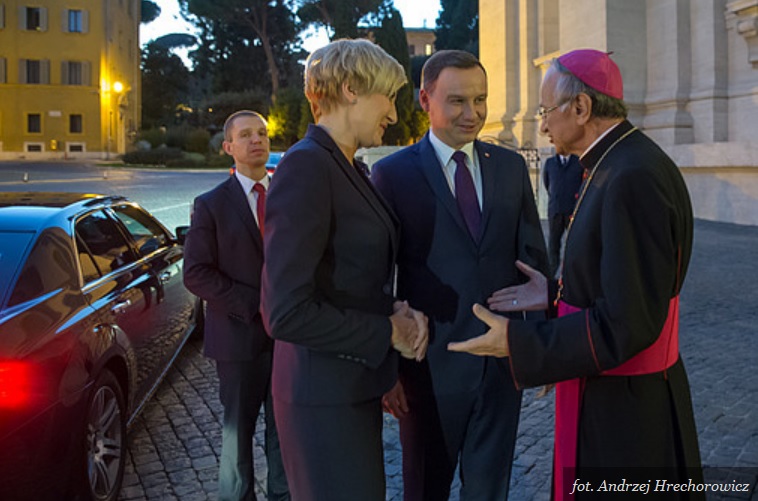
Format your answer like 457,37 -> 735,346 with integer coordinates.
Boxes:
184,110 -> 288,501
372,50 -> 548,500
543,153 -> 583,277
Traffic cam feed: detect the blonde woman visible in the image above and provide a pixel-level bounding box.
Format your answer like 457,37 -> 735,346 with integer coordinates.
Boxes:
261,39 -> 428,500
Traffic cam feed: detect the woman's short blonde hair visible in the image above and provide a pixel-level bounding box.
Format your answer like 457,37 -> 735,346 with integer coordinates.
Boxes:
304,38 -> 407,117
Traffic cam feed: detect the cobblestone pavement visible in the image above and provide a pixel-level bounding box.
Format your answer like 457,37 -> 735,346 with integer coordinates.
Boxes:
120,219 -> 758,500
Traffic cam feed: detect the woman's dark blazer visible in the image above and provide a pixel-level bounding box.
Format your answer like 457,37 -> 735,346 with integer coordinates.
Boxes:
261,124 -> 400,405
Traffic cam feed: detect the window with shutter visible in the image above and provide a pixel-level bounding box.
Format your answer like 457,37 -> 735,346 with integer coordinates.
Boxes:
26,60 -> 41,84
25,7 -> 41,30
68,10 -> 83,32
18,59 -> 27,83
40,59 -> 49,84
67,62 -> 82,85
82,61 -> 91,86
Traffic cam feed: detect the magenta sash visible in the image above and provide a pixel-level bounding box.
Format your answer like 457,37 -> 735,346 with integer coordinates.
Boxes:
553,296 -> 680,500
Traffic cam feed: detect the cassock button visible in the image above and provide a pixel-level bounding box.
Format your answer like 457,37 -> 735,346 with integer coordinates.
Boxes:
383,284 -> 392,295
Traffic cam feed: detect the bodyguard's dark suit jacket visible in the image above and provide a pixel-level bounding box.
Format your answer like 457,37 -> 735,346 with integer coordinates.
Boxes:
183,175 -> 272,362
261,125 -> 399,406
371,134 -> 548,396
543,154 -> 583,217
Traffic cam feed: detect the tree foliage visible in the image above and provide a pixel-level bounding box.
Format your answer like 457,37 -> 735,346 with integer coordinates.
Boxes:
141,0 -> 161,24
138,0 -> 445,146
267,87 -> 309,149
435,0 -> 478,54
152,33 -> 197,50
179,0 -> 303,101
195,89 -> 271,131
141,42 -> 191,128
372,7 -> 412,145
297,0 -> 385,39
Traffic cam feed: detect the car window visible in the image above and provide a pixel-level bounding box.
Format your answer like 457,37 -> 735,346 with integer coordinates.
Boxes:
75,211 -> 136,280
0,231 -> 35,307
76,233 -> 102,283
110,205 -> 170,256
7,227 -> 78,307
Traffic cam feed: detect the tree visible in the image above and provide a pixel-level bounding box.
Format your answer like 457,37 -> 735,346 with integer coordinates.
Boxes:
141,0 -> 161,24
435,0 -> 478,54
152,33 -> 197,50
297,0 -> 385,39
141,42 -> 191,128
180,0 -> 301,101
195,89 -> 271,131
189,20 -> 272,95
372,7 -> 412,145
267,87 -> 309,149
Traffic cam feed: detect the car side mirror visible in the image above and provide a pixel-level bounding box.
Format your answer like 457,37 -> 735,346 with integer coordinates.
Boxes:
175,226 -> 190,245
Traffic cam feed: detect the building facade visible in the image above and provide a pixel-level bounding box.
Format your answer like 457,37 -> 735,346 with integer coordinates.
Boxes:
479,0 -> 758,225
0,0 -> 140,159
407,27 -> 436,57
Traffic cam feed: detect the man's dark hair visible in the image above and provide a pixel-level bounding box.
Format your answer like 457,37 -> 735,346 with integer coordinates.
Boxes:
421,50 -> 486,94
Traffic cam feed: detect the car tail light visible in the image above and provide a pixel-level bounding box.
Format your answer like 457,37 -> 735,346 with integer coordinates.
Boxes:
0,362 -> 32,408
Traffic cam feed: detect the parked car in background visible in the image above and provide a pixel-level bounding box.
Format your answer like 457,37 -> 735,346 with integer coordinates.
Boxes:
0,192 -> 198,501
266,151 -> 284,174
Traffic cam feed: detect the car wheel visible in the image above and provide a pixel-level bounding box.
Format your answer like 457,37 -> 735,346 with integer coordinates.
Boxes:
81,370 -> 126,501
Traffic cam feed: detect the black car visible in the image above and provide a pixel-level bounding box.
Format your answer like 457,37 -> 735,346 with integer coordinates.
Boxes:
0,192 -> 198,500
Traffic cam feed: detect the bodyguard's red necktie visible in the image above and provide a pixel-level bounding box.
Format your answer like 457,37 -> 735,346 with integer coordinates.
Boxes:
253,182 -> 266,236
452,150 -> 481,241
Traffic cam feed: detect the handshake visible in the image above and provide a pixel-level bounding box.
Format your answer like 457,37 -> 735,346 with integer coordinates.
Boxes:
390,301 -> 429,361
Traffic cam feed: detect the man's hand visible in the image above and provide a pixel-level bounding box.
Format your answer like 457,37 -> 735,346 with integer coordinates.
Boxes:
409,306 -> 429,361
447,304 -> 511,358
391,301 -> 428,360
382,381 -> 409,419
487,260 -> 548,312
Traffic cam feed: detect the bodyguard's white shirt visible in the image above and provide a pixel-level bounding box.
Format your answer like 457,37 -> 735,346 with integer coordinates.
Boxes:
234,169 -> 270,228
428,130 -> 483,210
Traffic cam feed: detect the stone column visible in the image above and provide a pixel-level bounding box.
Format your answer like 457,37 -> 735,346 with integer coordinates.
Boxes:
511,0 -> 540,148
642,0 -> 695,145
479,0 -> 519,147
689,0 -> 729,142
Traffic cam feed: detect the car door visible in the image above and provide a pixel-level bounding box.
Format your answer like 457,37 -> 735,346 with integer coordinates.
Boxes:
74,209 -> 154,409
108,204 -> 193,398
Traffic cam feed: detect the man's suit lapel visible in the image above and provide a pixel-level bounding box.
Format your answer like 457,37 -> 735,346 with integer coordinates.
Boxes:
476,140 -> 498,242
417,135 -> 478,247
224,175 -> 263,249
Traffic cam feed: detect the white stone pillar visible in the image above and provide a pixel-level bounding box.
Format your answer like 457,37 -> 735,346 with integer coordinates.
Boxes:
479,0 -> 520,146
511,0 -> 540,147
642,0 -> 695,145
689,0 -> 729,142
